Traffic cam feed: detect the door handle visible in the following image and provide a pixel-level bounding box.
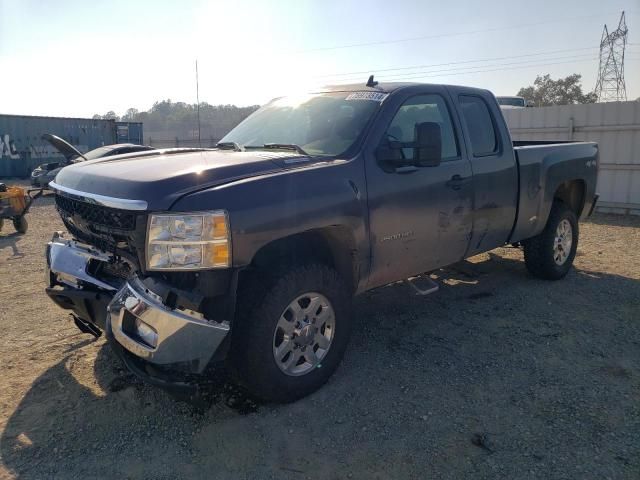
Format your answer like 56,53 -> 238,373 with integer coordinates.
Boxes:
446,174 -> 469,190
395,165 -> 419,174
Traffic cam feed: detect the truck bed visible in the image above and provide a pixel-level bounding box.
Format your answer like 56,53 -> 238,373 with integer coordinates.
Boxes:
509,141 -> 599,243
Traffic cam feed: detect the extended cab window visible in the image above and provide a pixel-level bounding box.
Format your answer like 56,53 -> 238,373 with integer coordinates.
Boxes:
386,94 -> 459,160
459,95 -> 498,156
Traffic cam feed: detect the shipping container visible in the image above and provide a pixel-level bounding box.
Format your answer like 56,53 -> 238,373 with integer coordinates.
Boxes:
115,121 -> 144,144
0,114 -> 144,177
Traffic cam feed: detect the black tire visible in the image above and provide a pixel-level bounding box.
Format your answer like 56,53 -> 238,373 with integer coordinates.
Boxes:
231,264 -> 352,403
13,216 -> 27,234
0,218 -> 3,232
523,201 -> 578,280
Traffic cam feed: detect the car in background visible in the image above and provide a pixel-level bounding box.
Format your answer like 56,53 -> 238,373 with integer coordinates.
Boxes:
31,134 -> 154,188
496,96 -> 531,109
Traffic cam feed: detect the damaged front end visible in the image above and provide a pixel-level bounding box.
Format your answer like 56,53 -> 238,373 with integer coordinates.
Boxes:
45,232 -> 230,387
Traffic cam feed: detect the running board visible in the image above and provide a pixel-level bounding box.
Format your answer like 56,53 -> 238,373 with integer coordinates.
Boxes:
406,276 -> 440,296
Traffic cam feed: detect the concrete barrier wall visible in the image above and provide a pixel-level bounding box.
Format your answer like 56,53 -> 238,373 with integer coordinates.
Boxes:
502,101 -> 640,215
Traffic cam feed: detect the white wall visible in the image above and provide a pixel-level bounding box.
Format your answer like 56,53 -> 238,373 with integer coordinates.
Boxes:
502,101 -> 640,215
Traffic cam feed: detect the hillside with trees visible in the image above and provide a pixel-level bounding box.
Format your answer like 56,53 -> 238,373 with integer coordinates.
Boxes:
94,101 -> 260,143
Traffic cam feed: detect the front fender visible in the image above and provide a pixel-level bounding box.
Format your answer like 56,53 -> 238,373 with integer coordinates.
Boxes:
170,159 -> 370,285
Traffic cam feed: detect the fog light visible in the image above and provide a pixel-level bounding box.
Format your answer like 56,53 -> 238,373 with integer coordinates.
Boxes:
134,317 -> 158,348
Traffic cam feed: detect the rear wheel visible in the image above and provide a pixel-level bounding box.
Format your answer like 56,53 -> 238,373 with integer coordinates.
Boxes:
232,264 -> 352,402
523,202 -> 578,280
13,216 -> 27,234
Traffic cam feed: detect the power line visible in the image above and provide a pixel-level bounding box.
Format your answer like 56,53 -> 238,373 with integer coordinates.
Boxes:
292,11 -> 626,54
374,57 -> 599,82
315,46 -> 599,79
378,54 -> 597,81
325,53 -> 597,83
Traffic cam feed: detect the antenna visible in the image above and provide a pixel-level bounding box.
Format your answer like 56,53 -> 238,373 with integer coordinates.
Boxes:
196,60 -> 202,147
366,75 -> 378,87
595,11 -> 628,102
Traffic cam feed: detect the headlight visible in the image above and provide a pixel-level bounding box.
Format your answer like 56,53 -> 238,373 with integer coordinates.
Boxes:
145,211 -> 231,270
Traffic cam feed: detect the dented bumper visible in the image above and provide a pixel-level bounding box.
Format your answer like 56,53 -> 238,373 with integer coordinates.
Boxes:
107,276 -> 229,373
45,233 -> 230,375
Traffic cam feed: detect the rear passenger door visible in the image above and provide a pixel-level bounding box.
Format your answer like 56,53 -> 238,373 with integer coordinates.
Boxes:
365,87 -> 473,289
455,92 -> 518,255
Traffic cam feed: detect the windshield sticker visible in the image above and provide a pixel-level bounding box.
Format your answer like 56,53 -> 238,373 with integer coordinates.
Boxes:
345,92 -> 389,102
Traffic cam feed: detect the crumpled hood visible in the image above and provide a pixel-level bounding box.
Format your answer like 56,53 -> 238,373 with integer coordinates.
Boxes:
53,149 -> 315,210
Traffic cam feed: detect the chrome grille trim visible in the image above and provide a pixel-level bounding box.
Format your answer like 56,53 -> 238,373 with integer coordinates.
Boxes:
49,181 -> 148,211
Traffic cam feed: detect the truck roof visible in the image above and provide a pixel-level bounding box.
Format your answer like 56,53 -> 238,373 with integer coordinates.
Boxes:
317,81 -> 491,96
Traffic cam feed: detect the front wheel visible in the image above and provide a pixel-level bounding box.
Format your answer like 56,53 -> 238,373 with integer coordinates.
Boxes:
523,202 -> 578,280
232,264 -> 352,402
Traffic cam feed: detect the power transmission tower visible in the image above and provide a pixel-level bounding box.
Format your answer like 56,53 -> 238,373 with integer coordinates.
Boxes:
595,11 -> 628,102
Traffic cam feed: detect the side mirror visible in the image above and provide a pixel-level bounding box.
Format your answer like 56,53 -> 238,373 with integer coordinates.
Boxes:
413,122 -> 441,167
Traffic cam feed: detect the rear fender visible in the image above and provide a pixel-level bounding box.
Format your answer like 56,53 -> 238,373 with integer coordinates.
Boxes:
510,142 -> 598,243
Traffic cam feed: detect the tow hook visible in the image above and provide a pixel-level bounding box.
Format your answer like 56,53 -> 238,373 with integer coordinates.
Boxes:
71,314 -> 102,338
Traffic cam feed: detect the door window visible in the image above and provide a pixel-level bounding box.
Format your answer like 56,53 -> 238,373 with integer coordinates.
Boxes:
459,95 -> 498,156
385,94 -> 459,160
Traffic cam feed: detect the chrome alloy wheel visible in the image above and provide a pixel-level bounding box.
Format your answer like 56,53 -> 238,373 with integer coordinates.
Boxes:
272,292 -> 335,376
553,219 -> 573,265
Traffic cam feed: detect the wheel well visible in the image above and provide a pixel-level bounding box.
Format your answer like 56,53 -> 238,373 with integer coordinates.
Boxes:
246,228 -> 358,293
554,180 -> 586,217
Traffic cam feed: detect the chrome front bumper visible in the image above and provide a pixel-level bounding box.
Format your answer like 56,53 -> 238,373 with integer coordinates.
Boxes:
46,233 -> 230,374
107,277 -> 229,373
47,233 -> 118,292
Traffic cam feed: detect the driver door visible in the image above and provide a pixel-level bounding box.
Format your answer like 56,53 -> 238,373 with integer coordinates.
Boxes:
364,87 -> 473,289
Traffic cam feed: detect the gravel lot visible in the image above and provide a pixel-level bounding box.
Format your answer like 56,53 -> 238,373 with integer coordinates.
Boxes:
1,182 -> 639,479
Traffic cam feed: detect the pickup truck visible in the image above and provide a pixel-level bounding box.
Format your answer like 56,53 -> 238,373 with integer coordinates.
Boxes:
45,80 -> 598,402
496,95 -> 529,108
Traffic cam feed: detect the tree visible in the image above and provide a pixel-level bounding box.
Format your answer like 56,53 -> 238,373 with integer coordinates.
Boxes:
102,111 -> 119,120
121,108 -> 139,121
91,102 -> 260,140
517,74 -> 597,106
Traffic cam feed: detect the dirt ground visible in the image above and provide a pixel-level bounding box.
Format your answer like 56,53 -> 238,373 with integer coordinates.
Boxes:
0,182 -> 639,479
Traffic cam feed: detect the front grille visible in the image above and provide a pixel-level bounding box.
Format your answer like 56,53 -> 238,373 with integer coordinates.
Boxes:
55,194 -> 136,231
87,259 -> 132,288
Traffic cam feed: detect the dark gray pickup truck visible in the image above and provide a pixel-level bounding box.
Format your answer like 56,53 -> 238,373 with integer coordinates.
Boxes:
45,80 -> 598,402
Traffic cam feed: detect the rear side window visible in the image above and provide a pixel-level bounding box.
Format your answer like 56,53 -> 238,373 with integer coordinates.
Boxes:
459,95 -> 498,156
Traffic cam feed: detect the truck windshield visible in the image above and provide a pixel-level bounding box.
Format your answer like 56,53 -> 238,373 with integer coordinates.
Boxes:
497,97 -> 526,107
220,92 -> 382,157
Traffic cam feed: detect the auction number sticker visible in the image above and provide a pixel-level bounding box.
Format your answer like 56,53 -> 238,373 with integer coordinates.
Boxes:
345,92 -> 389,102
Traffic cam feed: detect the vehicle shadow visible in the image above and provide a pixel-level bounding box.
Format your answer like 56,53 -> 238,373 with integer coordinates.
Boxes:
2,253 -> 639,478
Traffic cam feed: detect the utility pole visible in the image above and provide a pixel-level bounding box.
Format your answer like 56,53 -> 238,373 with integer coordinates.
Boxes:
595,11 -> 628,102
196,60 -> 202,147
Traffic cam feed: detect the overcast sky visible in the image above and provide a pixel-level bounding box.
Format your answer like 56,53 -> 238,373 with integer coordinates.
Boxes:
1,0 -> 638,117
